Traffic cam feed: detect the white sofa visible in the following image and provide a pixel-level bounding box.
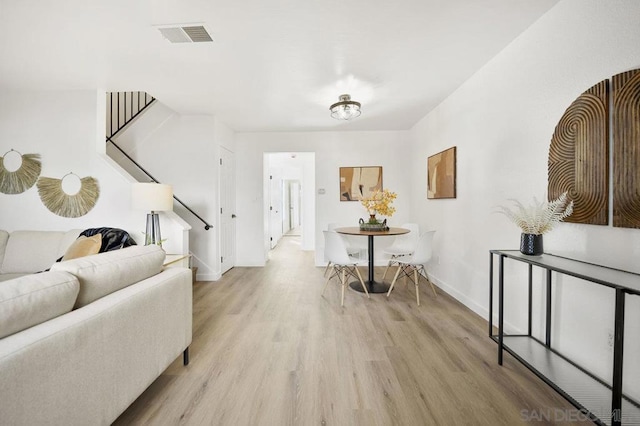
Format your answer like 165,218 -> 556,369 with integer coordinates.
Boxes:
0,229 -> 192,425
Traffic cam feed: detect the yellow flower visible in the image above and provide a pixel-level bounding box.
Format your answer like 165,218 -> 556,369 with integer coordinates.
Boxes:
361,189 -> 397,217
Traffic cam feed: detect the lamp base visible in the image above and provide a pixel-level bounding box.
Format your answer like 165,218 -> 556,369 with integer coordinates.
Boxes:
145,212 -> 162,246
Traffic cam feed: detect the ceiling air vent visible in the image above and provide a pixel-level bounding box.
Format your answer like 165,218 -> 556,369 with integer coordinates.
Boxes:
156,24 -> 213,43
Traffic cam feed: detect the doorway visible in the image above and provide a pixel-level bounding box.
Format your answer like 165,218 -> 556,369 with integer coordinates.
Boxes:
283,179 -> 301,236
264,152 -> 315,254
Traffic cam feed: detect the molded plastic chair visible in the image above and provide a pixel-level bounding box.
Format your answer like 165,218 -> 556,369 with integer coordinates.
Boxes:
381,223 -> 420,281
324,223 -> 360,276
386,230 -> 437,306
322,231 -> 370,306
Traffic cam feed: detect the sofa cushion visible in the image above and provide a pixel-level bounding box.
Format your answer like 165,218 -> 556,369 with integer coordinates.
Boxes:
0,230 -> 9,268
0,230 -> 81,274
0,273 -> 28,283
51,244 -> 165,309
0,271 -> 79,339
62,234 -> 102,261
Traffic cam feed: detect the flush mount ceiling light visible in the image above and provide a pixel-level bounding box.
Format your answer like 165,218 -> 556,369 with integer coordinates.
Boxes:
330,94 -> 361,120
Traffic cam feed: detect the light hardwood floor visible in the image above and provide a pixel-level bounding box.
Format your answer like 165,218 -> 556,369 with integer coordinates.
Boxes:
115,237 -> 590,425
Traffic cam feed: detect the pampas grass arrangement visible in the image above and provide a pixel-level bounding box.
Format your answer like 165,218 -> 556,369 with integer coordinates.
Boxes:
0,151 -> 42,194
37,175 -> 100,218
497,192 -> 574,235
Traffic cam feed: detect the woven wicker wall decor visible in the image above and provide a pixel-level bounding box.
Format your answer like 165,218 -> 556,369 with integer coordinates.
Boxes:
36,173 -> 100,218
613,69 -> 640,228
0,150 -> 42,194
548,80 -> 609,225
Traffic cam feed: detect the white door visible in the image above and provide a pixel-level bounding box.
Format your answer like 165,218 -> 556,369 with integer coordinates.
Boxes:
269,172 -> 283,249
219,147 -> 236,274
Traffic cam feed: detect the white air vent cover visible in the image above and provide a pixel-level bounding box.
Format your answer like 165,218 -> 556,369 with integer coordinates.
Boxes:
156,24 -> 213,43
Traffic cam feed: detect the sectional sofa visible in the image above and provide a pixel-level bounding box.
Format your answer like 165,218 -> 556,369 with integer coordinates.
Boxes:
0,229 -> 192,425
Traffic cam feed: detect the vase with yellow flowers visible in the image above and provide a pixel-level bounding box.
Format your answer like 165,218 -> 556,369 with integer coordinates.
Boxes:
359,189 -> 397,231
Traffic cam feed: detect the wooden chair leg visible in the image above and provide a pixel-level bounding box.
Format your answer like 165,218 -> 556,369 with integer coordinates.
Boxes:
381,256 -> 395,281
354,266 -> 370,298
381,263 -> 390,281
421,266 -> 437,297
387,266 -> 403,298
324,261 -> 331,277
414,268 -> 420,306
341,269 -> 346,307
428,277 -> 438,297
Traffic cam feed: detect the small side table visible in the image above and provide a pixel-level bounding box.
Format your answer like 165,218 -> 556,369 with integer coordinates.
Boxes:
163,253 -> 192,268
163,253 -> 196,283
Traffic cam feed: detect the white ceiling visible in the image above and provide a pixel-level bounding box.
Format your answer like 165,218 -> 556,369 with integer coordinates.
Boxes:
0,0 -> 559,132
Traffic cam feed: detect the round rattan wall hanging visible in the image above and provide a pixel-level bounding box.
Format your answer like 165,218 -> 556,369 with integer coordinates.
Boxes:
0,149 -> 42,194
37,172 -> 100,218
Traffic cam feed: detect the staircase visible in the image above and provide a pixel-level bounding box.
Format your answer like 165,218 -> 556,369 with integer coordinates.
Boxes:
106,91 -> 156,141
105,91 -> 212,231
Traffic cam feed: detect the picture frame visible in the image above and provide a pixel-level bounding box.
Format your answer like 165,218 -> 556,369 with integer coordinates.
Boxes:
427,146 -> 456,199
339,166 -> 382,201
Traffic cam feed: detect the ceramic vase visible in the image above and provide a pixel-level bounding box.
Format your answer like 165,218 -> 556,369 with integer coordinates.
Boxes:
520,233 -> 543,255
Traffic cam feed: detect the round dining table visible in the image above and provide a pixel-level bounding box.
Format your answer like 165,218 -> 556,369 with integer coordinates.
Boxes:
335,226 -> 409,293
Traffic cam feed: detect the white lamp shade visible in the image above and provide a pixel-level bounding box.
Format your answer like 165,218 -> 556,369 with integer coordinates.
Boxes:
132,183 -> 173,212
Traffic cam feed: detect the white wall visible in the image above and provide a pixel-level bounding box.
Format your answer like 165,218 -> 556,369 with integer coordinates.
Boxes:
114,106 -> 236,281
126,113 -> 219,279
0,89 -> 186,253
408,0 -> 640,399
235,131 -> 412,266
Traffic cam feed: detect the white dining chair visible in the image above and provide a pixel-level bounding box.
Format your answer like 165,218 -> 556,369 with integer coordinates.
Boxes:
381,222 -> 419,281
386,230 -> 437,306
322,231 -> 370,306
325,223 -> 361,276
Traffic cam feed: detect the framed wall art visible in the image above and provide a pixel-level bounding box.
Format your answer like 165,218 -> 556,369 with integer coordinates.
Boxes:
427,146 -> 456,199
339,166 -> 382,201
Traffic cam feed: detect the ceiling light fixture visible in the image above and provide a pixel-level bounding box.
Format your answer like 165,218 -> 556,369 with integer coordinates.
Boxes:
330,94 -> 361,120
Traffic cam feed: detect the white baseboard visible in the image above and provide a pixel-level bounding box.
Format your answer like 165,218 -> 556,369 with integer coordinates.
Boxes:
235,261 -> 267,267
428,272 -> 522,336
196,272 -> 221,281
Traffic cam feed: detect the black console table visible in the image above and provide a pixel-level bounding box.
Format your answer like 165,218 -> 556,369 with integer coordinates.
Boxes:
489,250 -> 640,426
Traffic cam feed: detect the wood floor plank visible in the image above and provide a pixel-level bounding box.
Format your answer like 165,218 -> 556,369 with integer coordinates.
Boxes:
115,237 -> 591,425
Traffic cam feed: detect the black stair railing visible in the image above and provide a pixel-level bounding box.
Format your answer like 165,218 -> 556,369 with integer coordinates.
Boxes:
107,91 -> 156,139
106,92 -> 212,230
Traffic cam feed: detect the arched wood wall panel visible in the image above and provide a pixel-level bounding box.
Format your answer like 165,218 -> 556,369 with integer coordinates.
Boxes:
548,81 -> 609,225
613,69 -> 640,228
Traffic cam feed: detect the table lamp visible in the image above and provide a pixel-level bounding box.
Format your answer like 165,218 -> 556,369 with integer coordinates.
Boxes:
132,182 -> 173,246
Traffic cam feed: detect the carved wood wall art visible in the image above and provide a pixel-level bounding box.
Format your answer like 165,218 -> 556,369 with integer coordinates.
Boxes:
613,69 -> 640,228
548,81 -> 609,225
